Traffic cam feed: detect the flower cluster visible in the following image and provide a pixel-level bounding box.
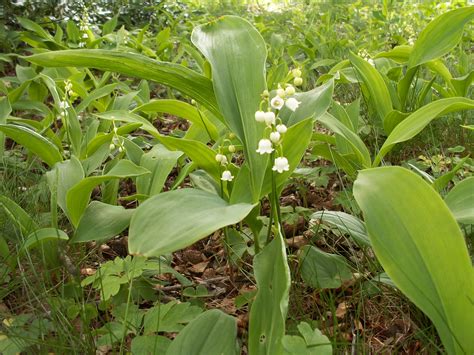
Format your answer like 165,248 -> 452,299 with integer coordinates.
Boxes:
216,135 -> 237,182
254,79 -> 302,174
78,9 -> 91,48
58,80 -> 73,118
109,121 -> 125,153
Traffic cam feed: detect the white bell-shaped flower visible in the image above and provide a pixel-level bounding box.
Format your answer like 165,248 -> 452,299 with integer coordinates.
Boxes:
256,139 -> 274,155
263,111 -> 276,126
270,96 -> 284,110
285,97 -> 301,112
215,154 -> 228,165
272,157 -> 290,173
276,124 -> 287,134
255,110 -> 266,122
221,170 -> 234,181
269,131 -> 281,143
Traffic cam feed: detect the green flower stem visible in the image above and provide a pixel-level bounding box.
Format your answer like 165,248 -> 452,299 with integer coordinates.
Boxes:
266,151 -> 283,248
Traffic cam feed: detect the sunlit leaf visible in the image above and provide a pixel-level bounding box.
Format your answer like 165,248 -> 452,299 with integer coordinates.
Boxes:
354,167 -> 474,354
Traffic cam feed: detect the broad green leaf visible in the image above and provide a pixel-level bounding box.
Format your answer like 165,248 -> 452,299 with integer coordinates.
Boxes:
136,144 -> 182,197
349,52 -> 392,124
299,246 -> 353,289
21,228 -> 68,253
279,79 -> 334,127
165,309 -> 239,355
409,7 -> 474,68
46,157 -> 84,219
131,336 -> 171,355
190,170 -> 220,195
353,167 -> 474,355
283,322 -> 332,355
374,98 -> 474,166
433,156 -> 470,192
129,189 -> 254,257
0,195 -> 38,236
158,136 -> 220,181
17,17 -> 55,41
133,99 -> 218,141
143,301 -> 203,333
102,15 -> 118,35
248,227 -> 291,355
311,211 -> 370,247
7,117 -> 62,150
95,110 -> 159,137
25,50 -> 219,116
0,124 -> 63,167
72,202 -> 134,243
85,123 -> 142,158
444,177 -> 474,225
375,45 -> 411,63
0,97 -> 12,157
451,71 -> 474,97
318,113 -> 371,168
66,160 -> 149,227
192,16 -> 268,203
311,143 -> 357,177
383,110 -> 409,134
75,83 -> 120,113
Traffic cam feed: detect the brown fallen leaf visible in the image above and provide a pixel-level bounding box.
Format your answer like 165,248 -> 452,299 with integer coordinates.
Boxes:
190,261 -> 209,274
285,235 -> 309,248
336,302 -> 348,318
80,268 -> 95,276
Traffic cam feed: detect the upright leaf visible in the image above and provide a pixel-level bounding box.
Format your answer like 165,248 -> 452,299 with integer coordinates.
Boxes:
409,7 -> 474,68
354,167 -> 474,354
165,310 -> 239,355
248,227 -> 291,355
66,160 -> 149,227
0,195 -> 38,236
444,176 -> 474,225
374,98 -> 474,166
349,52 -> 392,125
192,16 -> 268,202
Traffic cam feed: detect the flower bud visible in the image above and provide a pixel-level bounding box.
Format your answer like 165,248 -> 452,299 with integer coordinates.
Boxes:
263,111 -> 276,126
292,68 -> 302,77
293,77 -> 303,86
228,145 -> 236,153
285,85 -> 295,96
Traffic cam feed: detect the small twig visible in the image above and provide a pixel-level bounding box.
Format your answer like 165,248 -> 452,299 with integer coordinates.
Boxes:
155,276 -> 228,292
